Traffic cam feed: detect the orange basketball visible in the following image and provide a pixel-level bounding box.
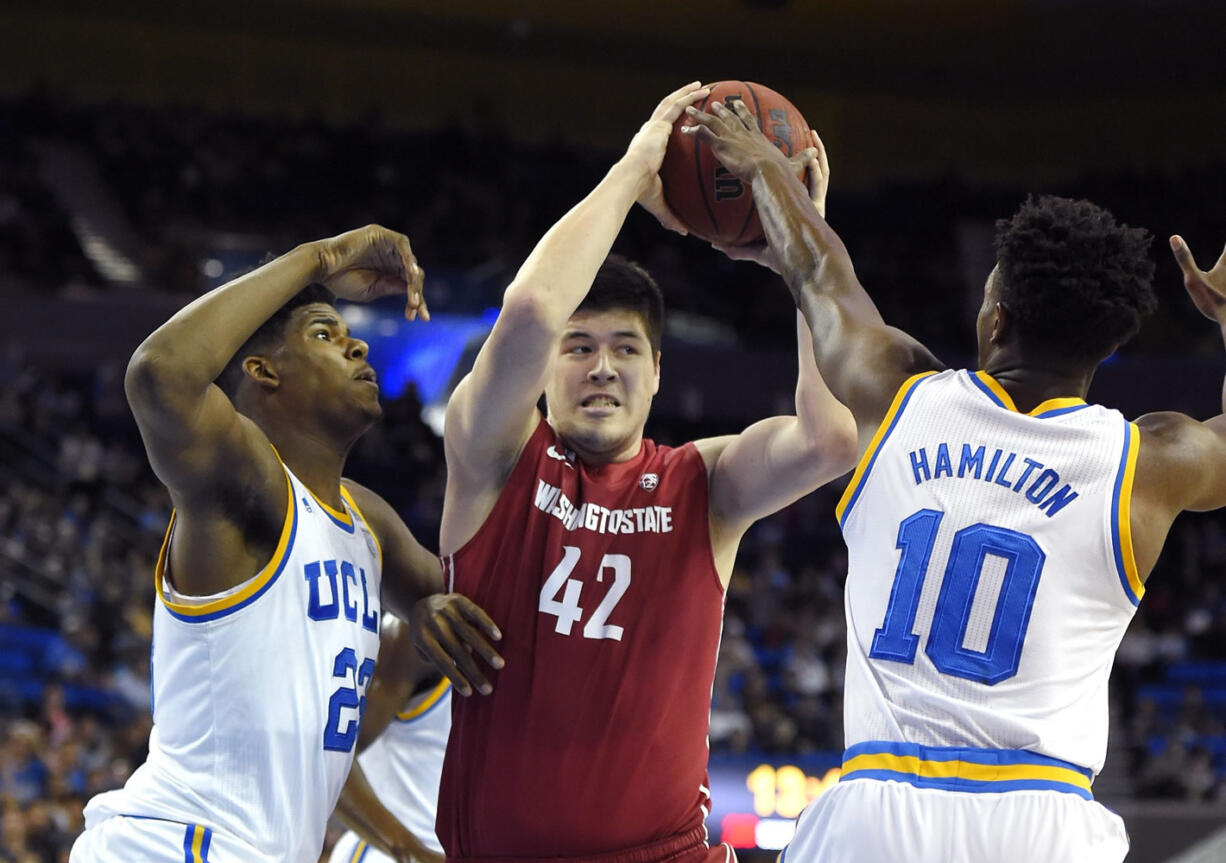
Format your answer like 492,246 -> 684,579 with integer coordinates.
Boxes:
660,81 -> 811,245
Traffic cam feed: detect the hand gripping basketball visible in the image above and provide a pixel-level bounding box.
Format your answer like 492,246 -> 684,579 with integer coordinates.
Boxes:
711,127 -> 827,274
626,81 -> 712,237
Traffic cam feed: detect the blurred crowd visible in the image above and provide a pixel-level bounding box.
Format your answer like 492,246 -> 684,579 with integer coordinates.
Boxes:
5,91 -> 1226,353
3,93 -> 1226,861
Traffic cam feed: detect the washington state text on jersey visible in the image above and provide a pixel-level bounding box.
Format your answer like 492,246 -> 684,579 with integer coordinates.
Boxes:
533,481 -> 674,534
906,442 -> 1080,517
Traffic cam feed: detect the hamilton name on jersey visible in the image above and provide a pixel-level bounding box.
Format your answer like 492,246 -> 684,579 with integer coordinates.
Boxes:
906,441 -> 1080,518
533,480 -> 674,535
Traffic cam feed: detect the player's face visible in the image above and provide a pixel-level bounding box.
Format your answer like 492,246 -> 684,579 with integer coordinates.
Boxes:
276,303 -> 383,425
545,309 -> 661,464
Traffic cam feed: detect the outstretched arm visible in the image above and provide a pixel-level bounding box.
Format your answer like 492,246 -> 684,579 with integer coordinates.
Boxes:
127,226 -> 426,497
697,144 -> 856,557
683,101 -> 944,452
1136,237 -> 1226,518
125,226 -> 425,594
441,83 -> 710,548
699,311 -> 857,569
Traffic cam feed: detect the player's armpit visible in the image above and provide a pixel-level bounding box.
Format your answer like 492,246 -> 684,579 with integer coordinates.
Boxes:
341,480 -> 445,621
804,309 -> 944,457
702,411 -> 856,544
443,371 -> 542,487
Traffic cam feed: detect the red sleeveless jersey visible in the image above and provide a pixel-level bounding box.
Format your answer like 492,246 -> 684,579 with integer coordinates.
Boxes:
437,417 -> 726,859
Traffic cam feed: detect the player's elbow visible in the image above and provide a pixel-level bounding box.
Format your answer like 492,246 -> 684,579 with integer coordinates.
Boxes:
124,343 -> 204,418
500,283 -> 556,332
124,344 -> 170,407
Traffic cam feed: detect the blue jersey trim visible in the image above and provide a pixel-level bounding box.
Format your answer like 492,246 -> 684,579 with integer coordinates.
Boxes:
315,497 -> 357,533
969,371 -> 1009,409
841,768 -> 1094,800
842,740 -> 1092,776
840,741 -> 1093,800
1031,404 -> 1092,419
836,372 -> 936,529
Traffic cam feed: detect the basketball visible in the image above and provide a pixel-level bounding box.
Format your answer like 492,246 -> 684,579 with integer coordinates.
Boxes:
661,80 -> 812,245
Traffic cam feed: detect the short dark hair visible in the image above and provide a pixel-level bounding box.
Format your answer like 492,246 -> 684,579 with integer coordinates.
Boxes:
576,255 -> 665,352
994,195 -> 1156,362
216,282 -> 336,398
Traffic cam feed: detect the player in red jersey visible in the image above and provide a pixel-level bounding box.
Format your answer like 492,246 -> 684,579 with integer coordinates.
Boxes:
425,82 -> 858,863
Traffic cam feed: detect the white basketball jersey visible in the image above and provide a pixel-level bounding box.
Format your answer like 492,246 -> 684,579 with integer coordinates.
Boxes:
82,461 -> 383,863
836,369 -> 1141,784
332,675 -> 449,862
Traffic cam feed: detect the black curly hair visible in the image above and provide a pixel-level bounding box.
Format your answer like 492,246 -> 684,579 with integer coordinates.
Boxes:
576,254 -> 665,353
216,282 -> 336,399
993,195 -> 1156,362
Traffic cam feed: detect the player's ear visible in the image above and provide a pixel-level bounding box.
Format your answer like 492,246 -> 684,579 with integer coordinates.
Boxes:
243,355 -> 280,391
990,302 -> 1011,345
651,350 -> 662,395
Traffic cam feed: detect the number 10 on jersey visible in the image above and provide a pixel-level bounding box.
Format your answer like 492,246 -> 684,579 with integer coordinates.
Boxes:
869,509 -> 1045,685
539,546 -> 631,641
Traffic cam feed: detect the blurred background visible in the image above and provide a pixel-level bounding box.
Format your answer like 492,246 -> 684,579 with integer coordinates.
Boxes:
2,1 -> 1226,861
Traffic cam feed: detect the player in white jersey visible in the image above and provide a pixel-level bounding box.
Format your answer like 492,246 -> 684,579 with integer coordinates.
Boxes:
685,101 -> 1226,862
71,226 -> 503,863
329,615 -> 449,863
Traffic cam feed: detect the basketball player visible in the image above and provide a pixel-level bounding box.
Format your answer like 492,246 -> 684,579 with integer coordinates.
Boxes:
330,614 -> 449,863
431,82 -> 857,862
683,99 -> 1226,862
70,225 -> 501,863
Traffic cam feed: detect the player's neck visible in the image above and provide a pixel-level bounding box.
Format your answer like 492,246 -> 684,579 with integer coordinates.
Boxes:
265,427 -> 351,510
554,426 -> 645,467
980,356 -> 1095,414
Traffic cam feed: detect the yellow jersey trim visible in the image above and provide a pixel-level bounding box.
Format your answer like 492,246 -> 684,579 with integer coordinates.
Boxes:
155,468 -> 296,621
395,678 -> 451,721
189,824 -> 205,862
341,485 -> 383,570
841,751 -> 1093,793
836,372 -> 937,527
1116,421 -> 1144,602
348,840 -> 368,863
973,370 -> 1018,411
1028,396 -> 1086,416
307,488 -> 354,528
973,371 -> 1088,417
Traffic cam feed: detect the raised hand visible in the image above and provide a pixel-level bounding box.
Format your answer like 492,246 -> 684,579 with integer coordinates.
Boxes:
626,81 -> 711,235
1171,235 -> 1226,325
680,96 -> 794,184
410,593 -> 504,696
713,128 -> 826,273
314,224 -> 429,321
